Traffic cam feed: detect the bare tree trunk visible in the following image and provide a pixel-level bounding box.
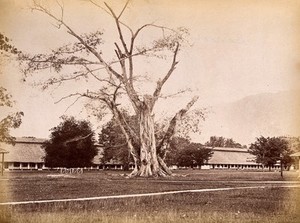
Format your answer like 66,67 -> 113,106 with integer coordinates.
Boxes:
125,96 -> 170,177
138,105 -> 160,177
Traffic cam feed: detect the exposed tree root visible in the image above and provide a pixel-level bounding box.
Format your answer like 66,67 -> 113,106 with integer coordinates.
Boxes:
127,159 -> 172,178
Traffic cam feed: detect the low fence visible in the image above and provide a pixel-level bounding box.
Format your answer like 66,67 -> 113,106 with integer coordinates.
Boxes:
60,168 -> 84,174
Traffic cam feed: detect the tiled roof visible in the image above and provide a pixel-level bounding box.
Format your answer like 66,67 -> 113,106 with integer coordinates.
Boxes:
1,141 -> 45,163
208,147 -> 257,165
1,138 -> 104,164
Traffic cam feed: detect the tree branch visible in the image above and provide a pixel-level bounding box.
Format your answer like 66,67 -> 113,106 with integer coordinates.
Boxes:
117,0 -> 130,19
152,42 -> 179,105
89,0 -> 134,35
31,2 -> 124,82
63,132 -> 93,146
157,96 -> 199,156
64,96 -> 82,112
104,2 -> 130,55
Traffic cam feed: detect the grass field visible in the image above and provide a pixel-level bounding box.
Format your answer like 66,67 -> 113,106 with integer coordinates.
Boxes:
0,170 -> 299,223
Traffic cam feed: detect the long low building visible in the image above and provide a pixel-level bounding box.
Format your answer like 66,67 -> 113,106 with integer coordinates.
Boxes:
201,147 -> 263,170
0,137 -> 117,170
0,137 -> 46,170
0,137 -> 280,171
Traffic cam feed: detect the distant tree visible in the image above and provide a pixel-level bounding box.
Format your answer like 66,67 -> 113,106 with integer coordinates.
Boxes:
205,136 -> 225,147
99,114 -> 139,171
163,136 -> 190,166
205,136 -> 244,148
0,33 -> 23,144
281,136 -> 300,152
248,136 -> 292,171
224,138 -> 242,148
175,142 -> 213,168
43,116 -> 98,168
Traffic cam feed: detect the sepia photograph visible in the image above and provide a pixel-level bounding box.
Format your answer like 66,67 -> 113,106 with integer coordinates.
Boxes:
0,0 -> 300,222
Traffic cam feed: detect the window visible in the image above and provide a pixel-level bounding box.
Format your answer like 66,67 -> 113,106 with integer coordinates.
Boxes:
22,163 -> 28,167
13,162 -> 20,167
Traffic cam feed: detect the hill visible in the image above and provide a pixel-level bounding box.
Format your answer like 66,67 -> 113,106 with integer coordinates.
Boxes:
197,90 -> 300,145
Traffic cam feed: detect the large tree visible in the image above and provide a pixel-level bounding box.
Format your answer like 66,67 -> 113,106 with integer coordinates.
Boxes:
248,136 -> 292,171
43,116 -> 98,168
19,1 -> 202,177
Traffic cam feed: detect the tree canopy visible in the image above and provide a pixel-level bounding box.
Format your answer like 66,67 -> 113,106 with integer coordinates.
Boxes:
166,137 -> 213,168
205,136 -> 245,148
19,1 -> 203,177
248,136 -> 293,170
0,33 -> 23,144
43,116 -> 98,168
99,113 -> 138,170
281,136 -> 300,153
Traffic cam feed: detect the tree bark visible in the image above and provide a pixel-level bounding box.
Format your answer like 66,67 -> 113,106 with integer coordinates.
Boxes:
138,98 -> 160,177
124,95 -> 170,177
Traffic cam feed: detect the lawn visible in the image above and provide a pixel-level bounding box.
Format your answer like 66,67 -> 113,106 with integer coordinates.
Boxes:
0,169 -> 299,223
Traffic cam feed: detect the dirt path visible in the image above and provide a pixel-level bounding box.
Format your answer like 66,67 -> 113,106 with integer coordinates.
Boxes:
1,184 -> 299,206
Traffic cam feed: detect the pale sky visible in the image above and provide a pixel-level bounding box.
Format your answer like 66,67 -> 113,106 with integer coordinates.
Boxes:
0,0 -> 300,144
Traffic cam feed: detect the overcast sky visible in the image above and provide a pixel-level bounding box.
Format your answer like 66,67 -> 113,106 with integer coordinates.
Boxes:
1,0 -> 299,144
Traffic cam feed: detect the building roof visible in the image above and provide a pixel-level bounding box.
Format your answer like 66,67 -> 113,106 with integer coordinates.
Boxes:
1,137 -> 104,164
208,147 -> 257,165
1,140 -> 46,163
15,137 -> 47,144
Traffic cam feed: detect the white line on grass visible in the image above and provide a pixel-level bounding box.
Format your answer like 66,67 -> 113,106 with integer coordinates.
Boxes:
144,180 -> 300,184
0,185 -> 299,206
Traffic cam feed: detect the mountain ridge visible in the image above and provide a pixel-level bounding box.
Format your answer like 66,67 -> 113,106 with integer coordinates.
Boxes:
196,90 -> 300,145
